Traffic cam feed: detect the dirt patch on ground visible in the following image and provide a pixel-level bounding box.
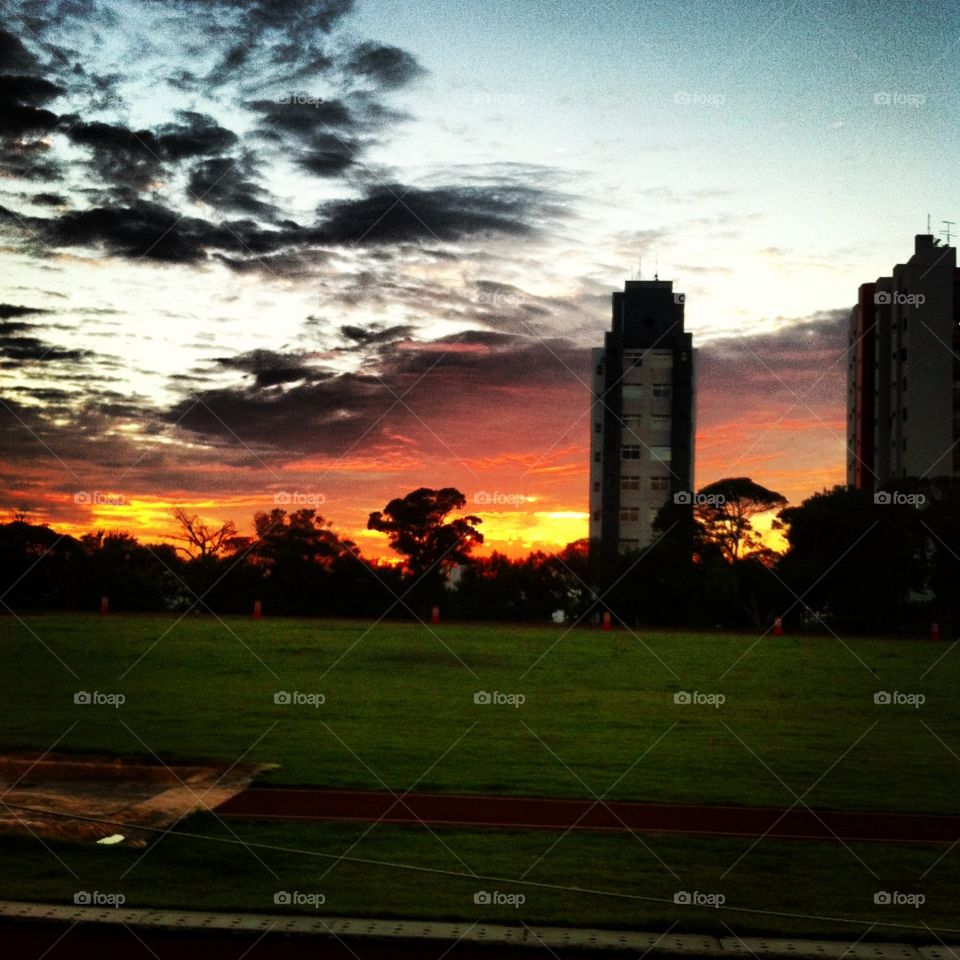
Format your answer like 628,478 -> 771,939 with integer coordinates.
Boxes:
0,753 -> 274,846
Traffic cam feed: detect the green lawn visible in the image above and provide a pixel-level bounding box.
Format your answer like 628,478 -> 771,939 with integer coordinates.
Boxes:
1,613 -> 958,938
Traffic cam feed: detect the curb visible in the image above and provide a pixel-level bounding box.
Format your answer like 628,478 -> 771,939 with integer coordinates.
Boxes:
1,901 -> 958,957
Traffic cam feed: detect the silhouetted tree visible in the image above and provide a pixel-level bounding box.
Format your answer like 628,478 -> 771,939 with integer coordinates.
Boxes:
368,488 -> 483,610
696,477 -> 787,562
777,485 -> 925,632
246,509 -> 359,614
168,508 -> 237,559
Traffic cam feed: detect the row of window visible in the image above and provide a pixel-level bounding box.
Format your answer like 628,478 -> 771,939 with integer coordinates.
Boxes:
594,414 -> 671,434
620,507 -> 661,523
592,446 -> 673,463
591,509 -> 660,524
622,383 -> 672,399
623,445 -> 672,461
591,477 -> 670,493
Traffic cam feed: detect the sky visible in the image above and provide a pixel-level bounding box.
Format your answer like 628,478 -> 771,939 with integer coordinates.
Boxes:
1,0 -> 958,559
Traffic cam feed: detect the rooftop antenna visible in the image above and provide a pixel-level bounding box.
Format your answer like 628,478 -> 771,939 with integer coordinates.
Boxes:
927,213 -> 931,233
941,220 -> 956,245
654,254 -> 659,281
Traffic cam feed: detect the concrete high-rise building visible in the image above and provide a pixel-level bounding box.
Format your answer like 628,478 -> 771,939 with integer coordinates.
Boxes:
847,235 -> 960,493
589,279 -> 695,561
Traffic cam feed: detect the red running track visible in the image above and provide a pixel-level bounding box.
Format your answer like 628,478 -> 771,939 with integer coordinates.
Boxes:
216,788 -> 960,844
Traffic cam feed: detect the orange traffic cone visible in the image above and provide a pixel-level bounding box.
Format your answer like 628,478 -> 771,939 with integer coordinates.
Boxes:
602,611 -> 612,631
431,605 -> 440,625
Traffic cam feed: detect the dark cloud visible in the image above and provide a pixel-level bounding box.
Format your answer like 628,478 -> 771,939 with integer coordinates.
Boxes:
3,177 -> 566,263
339,323 -> 417,345
247,96 -> 363,176
0,29 -> 44,74
31,191 -> 67,205
0,321 -> 92,366
164,330 -> 588,457
154,111 -> 238,160
213,349 -> 330,388
187,154 -> 278,219
0,72 -> 61,138
0,304 -> 49,319
0,199 -> 275,263
0,74 -> 64,104
344,42 -> 426,89
312,183 -> 558,245
63,119 -> 163,194
248,97 -> 354,134
696,311 -> 848,426
196,0 -> 355,82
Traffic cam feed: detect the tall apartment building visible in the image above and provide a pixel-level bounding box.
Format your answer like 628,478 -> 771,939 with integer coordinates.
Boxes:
589,279 -> 695,562
847,235 -> 960,493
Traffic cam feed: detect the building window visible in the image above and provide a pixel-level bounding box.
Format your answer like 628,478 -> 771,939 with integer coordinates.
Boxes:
592,481 -> 600,492
621,476 -> 641,491
593,452 -> 601,463
594,421 -> 602,433
620,507 -> 640,522
595,364 -> 603,375
620,539 -> 640,550
622,446 -> 642,460
592,510 -> 601,521
650,476 -> 669,491
651,413 -> 671,426
623,384 -> 644,400
650,446 -> 672,462
652,383 -> 672,398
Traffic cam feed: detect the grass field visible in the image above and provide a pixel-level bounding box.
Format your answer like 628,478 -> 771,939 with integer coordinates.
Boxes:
1,613 -> 958,939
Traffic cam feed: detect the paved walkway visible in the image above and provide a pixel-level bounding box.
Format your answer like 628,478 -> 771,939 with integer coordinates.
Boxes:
216,788 -> 960,843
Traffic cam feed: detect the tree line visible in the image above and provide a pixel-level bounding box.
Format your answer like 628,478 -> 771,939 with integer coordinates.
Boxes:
4,478 -> 960,634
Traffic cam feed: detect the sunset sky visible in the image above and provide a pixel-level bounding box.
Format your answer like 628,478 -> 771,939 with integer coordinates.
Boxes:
1,0 -> 958,559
